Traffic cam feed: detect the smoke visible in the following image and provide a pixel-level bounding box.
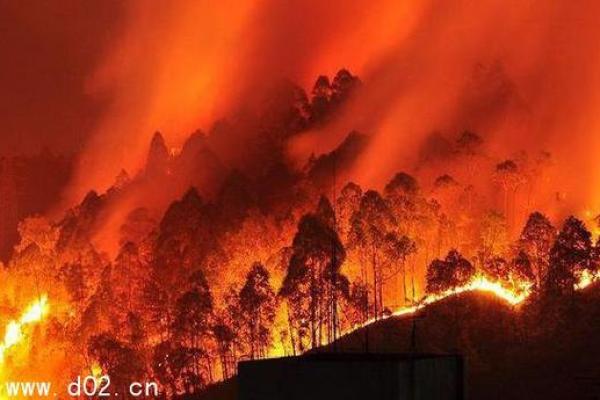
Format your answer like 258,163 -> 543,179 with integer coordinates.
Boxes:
68,0 -> 600,215
291,0 -> 600,213
65,0 -> 418,200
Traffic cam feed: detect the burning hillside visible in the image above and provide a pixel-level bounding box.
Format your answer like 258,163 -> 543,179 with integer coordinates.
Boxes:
2,1 -> 600,399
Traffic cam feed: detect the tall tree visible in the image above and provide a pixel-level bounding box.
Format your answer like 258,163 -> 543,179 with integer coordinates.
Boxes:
384,172 -> 419,236
382,233 -> 417,306
478,210 -> 508,268
336,182 -> 363,243
171,270 -> 214,386
280,212 -> 348,350
239,262 -> 277,359
547,216 -> 592,296
494,159 -> 525,227
348,190 -> 395,319
519,212 -> 556,292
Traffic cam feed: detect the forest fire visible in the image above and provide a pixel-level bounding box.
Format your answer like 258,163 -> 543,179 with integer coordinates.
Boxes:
2,1 -> 600,399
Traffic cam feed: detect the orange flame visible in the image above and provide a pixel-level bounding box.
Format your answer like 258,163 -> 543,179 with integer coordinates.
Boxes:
0,295 -> 49,363
575,269 -> 600,290
347,271 -> 598,335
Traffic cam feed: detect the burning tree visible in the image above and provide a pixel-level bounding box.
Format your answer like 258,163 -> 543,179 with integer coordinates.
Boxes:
336,182 -> 363,243
238,262 -> 277,360
170,270 -> 215,389
384,172 -> 420,236
519,211 -> 556,292
546,216 -> 593,296
382,232 -> 417,306
426,250 -> 476,294
494,159 -> 525,228
280,201 -> 348,351
348,190 -> 396,319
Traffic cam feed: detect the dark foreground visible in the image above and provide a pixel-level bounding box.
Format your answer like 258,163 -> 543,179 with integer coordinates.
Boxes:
194,284 -> 600,400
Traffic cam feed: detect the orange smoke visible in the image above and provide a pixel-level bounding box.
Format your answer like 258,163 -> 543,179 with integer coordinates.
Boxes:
66,0 -> 600,220
65,0 -> 421,202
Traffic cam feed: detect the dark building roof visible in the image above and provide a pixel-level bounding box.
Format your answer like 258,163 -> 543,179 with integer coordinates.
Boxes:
238,353 -> 464,400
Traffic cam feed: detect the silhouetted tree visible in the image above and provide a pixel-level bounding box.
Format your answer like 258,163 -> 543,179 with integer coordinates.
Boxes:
330,69 -> 360,104
347,281 -> 369,326
382,233 -> 417,305
280,212 -> 348,349
509,250 -> 535,290
239,262 -> 277,359
172,270 -> 214,385
426,250 -> 475,294
348,190 -> 395,318
495,159 -> 525,226
310,76 -> 332,123
336,182 -> 363,242
478,210 -> 508,268
145,131 -> 170,177
547,216 -> 592,296
456,130 -> 484,183
519,212 -> 556,291
384,172 -> 420,235
113,242 -> 144,314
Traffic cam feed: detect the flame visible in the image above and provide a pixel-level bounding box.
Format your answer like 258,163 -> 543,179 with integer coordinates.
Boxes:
345,270 -> 600,335
575,269 -> 600,290
348,275 -> 532,333
90,363 -> 103,378
0,295 -> 49,363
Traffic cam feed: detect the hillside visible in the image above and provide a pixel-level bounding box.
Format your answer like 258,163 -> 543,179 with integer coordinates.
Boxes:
196,286 -> 600,400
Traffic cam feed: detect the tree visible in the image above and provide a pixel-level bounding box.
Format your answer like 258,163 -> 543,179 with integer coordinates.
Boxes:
280,212 -> 348,350
212,286 -> 247,379
348,190 -> 395,319
336,182 -> 363,243
519,212 -> 556,291
384,172 -> 419,235
494,159 -> 525,227
456,130 -> 483,157
330,69 -> 360,105
145,131 -> 170,177
315,195 -> 336,229
456,130 -> 484,183
171,270 -> 214,385
113,242 -> 145,314
478,210 -> 508,268
310,76 -> 332,123
142,272 -> 172,340
547,216 -> 592,296
239,262 -> 277,359
212,313 -> 237,380
152,340 -> 206,396
346,281 -> 369,326
382,233 -> 417,305
88,333 -> 144,395
508,250 -> 535,293
426,250 -> 475,294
